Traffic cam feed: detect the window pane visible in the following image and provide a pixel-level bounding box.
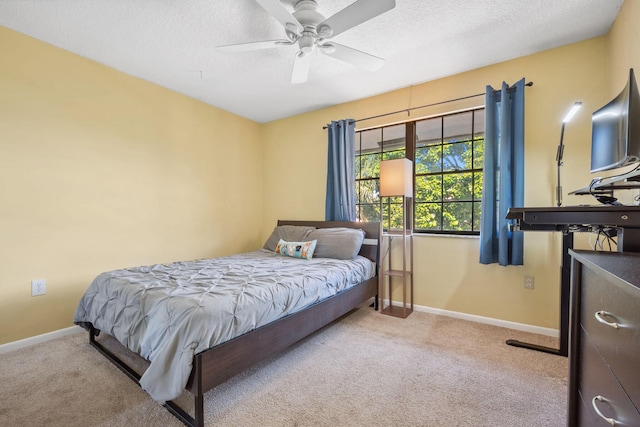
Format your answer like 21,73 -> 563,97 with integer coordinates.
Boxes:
443,141 -> 472,171
473,137 -> 484,169
383,150 -> 405,161
415,203 -> 441,230
383,124 -> 405,142
444,172 -> 473,201
443,202 -> 473,231
416,145 -> 442,174
382,124 -> 405,155
474,109 -> 485,140
415,175 -> 442,202
358,203 -> 380,223
416,118 -> 441,147
359,153 -> 380,179
443,111 -> 472,143
359,179 -> 379,204
360,128 -> 381,153
386,195 -> 403,204
474,172 -> 483,200
473,201 -> 482,231
382,199 -> 403,230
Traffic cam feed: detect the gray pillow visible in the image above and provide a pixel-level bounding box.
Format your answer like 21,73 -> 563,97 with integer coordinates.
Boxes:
263,225 -> 315,252
306,227 -> 366,260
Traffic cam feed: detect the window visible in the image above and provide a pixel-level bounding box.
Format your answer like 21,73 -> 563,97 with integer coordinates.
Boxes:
355,108 -> 484,234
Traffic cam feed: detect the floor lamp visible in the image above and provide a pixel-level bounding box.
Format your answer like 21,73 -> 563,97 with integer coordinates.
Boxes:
556,101 -> 582,206
379,158 -> 414,318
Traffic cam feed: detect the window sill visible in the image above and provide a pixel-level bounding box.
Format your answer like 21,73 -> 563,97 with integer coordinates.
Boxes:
412,233 -> 479,240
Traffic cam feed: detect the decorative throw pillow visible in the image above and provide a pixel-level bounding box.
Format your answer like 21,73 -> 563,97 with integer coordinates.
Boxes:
275,239 -> 317,260
263,225 -> 315,252
307,227 -> 366,260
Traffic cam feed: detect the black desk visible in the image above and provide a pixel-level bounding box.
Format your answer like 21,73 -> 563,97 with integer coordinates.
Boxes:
506,205 -> 640,357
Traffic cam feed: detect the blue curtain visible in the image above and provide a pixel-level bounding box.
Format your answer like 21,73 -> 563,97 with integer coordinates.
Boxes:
479,79 -> 525,266
325,119 -> 356,221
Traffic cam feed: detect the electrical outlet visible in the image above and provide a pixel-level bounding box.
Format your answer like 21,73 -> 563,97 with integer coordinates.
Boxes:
31,279 -> 46,296
524,276 -> 535,290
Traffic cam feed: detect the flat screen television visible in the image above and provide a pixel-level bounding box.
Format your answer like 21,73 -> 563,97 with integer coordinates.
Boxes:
590,68 -> 640,173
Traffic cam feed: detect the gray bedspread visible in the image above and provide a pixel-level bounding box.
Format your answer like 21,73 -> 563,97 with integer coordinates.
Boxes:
74,249 -> 375,402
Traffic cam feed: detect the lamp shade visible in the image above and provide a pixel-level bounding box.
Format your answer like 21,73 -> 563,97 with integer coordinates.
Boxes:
380,158 -> 413,197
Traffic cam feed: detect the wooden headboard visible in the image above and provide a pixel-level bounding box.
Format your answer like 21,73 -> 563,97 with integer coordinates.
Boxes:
277,220 -> 381,265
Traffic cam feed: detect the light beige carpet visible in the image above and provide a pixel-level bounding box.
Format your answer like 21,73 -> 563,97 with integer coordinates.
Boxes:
0,307 -> 567,426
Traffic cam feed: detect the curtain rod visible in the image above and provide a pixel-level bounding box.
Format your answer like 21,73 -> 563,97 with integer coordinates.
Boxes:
323,81 -> 533,129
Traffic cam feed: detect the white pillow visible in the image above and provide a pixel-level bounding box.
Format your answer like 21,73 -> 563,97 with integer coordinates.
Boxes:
275,239 -> 317,260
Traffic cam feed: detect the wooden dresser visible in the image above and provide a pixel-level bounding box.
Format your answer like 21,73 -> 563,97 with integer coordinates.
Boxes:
568,250 -> 640,426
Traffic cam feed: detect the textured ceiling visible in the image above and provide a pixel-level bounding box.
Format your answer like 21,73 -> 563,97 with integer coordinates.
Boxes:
0,0 -> 624,123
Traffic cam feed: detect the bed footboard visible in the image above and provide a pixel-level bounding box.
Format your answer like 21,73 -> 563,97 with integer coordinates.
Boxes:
88,327 -> 199,426
87,276 -> 377,427
188,275 -> 378,395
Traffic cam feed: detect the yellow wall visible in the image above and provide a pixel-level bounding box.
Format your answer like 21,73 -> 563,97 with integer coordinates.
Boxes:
607,0 -> 640,94
0,27 -> 264,344
2,2 -> 638,344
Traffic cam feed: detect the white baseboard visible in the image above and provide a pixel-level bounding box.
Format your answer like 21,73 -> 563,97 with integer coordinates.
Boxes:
412,303 -> 559,337
0,325 -> 84,354
381,299 -> 559,338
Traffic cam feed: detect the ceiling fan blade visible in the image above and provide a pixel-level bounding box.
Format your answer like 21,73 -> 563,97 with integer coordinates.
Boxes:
324,42 -> 384,71
291,51 -> 311,84
216,39 -> 292,52
318,0 -> 395,38
254,0 -> 303,31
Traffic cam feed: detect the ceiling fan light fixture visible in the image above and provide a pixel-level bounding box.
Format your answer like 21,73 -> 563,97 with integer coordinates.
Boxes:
299,33 -> 315,53
317,24 -> 333,38
319,43 -> 335,54
284,22 -> 301,41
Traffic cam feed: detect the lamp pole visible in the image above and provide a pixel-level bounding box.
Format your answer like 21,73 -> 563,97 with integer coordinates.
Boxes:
556,102 -> 582,206
556,122 -> 566,207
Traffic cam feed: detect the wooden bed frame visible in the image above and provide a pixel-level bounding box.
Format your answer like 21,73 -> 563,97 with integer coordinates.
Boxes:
87,220 -> 381,427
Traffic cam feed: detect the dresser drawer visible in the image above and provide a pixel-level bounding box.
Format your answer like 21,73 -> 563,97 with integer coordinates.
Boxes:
581,266 -> 640,403
579,328 -> 640,426
577,390 -> 597,427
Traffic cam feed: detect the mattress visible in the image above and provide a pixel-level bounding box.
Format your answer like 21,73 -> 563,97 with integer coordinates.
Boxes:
74,249 -> 375,402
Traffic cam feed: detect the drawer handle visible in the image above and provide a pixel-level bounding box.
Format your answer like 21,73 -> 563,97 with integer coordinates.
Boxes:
591,395 -> 618,426
595,310 -> 620,329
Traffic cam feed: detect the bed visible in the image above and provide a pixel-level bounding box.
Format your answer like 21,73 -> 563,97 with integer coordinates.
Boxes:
74,220 -> 380,427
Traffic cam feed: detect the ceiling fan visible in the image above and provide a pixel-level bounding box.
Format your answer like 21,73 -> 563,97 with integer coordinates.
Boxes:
216,0 -> 396,83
